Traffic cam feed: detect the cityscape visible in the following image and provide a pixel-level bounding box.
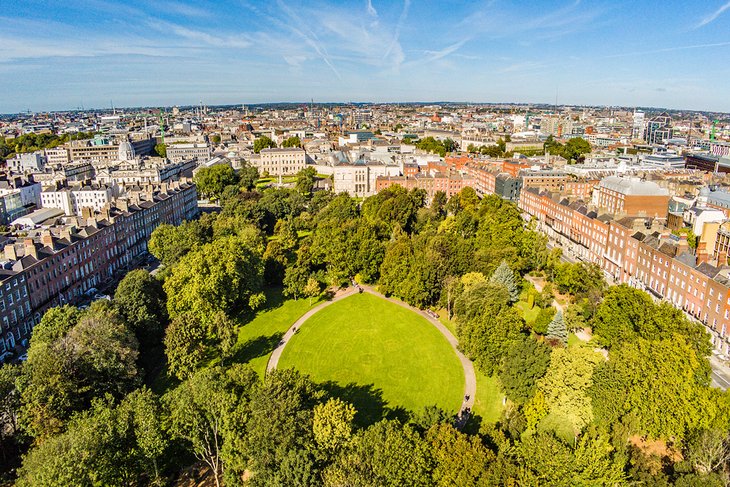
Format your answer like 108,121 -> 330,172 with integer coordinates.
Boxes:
2,0 -> 730,486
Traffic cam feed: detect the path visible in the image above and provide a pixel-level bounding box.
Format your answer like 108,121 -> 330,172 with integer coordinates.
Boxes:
266,287 -> 357,373
266,284 -> 477,425
525,275 -> 565,312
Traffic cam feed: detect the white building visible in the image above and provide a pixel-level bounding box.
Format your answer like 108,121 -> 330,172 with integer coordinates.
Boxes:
45,147 -> 71,165
254,148 -> 307,176
166,143 -> 211,163
41,183 -> 116,216
332,161 -> 401,197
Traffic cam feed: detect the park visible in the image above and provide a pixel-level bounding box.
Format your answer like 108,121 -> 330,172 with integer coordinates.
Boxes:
276,291 -> 466,423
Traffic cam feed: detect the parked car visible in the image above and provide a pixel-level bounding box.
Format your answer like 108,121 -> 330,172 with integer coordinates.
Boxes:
93,294 -> 111,301
18,353 -> 27,362
85,287 -> 98,296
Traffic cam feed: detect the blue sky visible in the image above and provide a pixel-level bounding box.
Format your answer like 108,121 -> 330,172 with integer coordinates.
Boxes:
1,0 -> 730,113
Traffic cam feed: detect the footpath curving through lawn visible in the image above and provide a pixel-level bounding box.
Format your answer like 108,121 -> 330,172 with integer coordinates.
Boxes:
278,292 -> 465,423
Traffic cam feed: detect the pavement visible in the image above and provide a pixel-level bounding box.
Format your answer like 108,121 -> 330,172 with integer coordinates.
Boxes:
709,355 -> 730,391
266,285 -> 477,427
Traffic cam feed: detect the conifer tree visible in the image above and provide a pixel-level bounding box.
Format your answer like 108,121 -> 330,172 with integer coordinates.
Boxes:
489,260 -> 519,302
547,310 -> 568,345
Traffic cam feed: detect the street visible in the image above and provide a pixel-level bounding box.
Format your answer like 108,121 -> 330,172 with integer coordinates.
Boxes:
710,355 -> 730,391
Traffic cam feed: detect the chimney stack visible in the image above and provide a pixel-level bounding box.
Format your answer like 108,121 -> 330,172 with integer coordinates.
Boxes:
40,231 -> 53,249
4,244 -> 17,261
677,234 -> 689,254
81,207 -> 93,220
24,238 -> 38,258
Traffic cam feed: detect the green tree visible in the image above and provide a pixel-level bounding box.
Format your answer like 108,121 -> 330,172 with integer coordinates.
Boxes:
114,269 -> 167,345
537,347 -> 602,435
148,219 -> 213,267
18,303 -> 139,440
0,364 -> 21,462
253,135 -> 276,153
241,369 -> 323,485
303,276 -> 321,306
163,314 -> 206,380
194,164 -> 238,200
313,398 -> 356,455
499,335 -> 552,403
17,387 -> 167,487
238,165 -> 260,191
323,420 -> 432,487
154,143 -> 166,158
295,166 -> 317,196
489,260 -> 519,302
590,336 -> 721,440
546,310 -> 568,345
282,135 -> 302,148
166,367 -> 244,487
210,134 -> 222,145
164,235 -> 265,328
427,422 -> 494,486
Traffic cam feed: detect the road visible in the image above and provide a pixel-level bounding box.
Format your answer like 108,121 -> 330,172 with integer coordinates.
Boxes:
710,355 -> 730,391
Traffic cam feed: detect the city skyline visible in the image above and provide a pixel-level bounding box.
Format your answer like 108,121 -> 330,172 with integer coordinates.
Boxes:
2,0 -> 730,113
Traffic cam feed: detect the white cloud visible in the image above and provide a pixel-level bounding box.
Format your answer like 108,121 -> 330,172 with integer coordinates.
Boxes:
696,1 -> 730,28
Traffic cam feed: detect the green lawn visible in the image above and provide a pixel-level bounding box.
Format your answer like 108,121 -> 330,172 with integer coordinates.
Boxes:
230,288 -> 317,378
472,370 -> 504,425
515,300 -> 540,324
279,293 -> 464,424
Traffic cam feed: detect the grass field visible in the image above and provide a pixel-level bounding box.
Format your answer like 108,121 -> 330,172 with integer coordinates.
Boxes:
230,288 -> 317,378
279,293 -> 464,423
514,300 -> 541,324
472,371 -> 504,425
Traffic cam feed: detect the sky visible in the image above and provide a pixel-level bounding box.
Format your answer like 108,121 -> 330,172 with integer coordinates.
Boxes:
1,0 -> 730,113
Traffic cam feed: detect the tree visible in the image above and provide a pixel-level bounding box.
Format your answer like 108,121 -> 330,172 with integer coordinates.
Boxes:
148,219 -> 213,266
427,423 -> 494,486
0,364 -> 21,463
194,164 -> 238,200
164,235 -> 265,328
253,135 -> 276,153
18,303 -> 139,440
295,166 -> 317,196
164,314 -> 206,380
489,260 -> 519,302
499,335 -> 552,403
313,398 -> 356,454
458,306 -> 525,375
303,276 -> 321,306
210,134 -> 222,145
282,135 -> 302,148
114,269 -> 166,345
684,428 -> 730,476
323,420 -> 432,487
589,336 -> 721,440
537,347 -> 602,435
17,386 -> 168,487
546,311 -> 568,345
154,143 -> 166,158
238,165 -> 259,191
241,369 -> 323,484
166,367 -> 243,487
562,137 -> 592,163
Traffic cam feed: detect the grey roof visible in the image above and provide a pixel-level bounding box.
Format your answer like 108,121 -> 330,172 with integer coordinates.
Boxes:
599,176 -> 669,196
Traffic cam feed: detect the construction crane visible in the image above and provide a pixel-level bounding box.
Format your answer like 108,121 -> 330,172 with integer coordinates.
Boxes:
158,110 -> 165,145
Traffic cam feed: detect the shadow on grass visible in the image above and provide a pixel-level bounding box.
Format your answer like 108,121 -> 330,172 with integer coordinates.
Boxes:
232,332 -> 284,364
320,381 -> 410,427
236,286 -> 288,324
